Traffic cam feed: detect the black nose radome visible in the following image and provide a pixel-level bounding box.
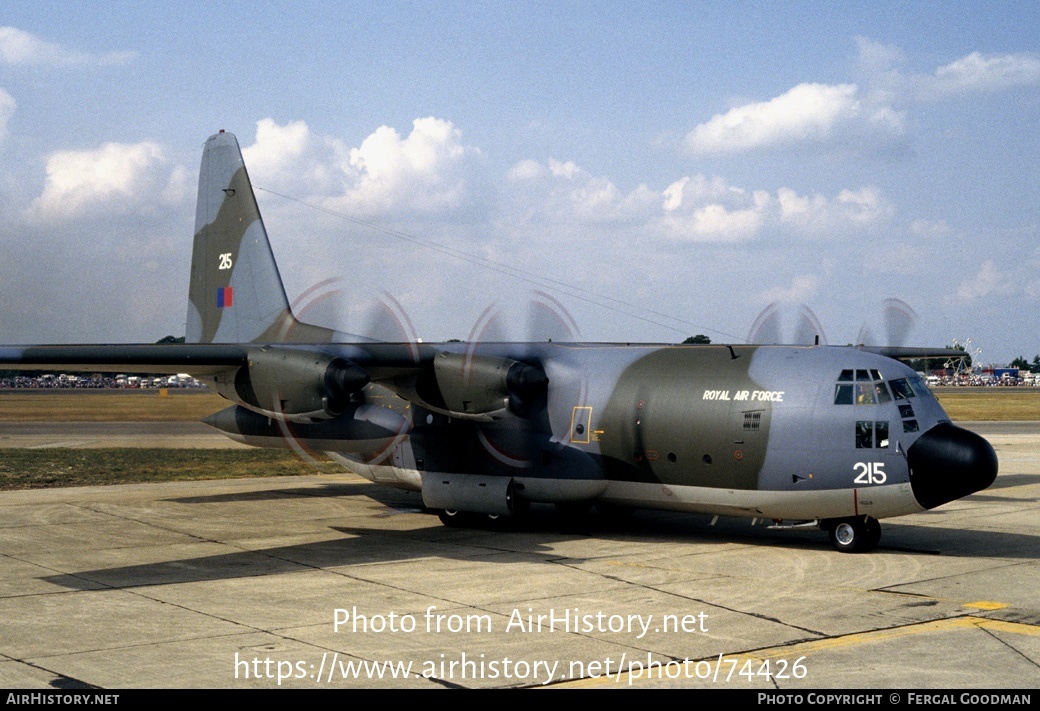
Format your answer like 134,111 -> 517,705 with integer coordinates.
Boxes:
907,423 -> 998,509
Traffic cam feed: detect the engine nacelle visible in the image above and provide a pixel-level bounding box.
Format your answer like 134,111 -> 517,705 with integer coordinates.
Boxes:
406,352 -> 548,421
203,403 -> 408,454
225,347 -> 369,422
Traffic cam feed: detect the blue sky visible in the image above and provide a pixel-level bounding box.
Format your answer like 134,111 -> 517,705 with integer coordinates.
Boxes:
1,1 -> 1038,365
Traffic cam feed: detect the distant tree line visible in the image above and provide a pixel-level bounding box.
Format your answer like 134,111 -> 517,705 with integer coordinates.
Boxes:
1010,355 -> 1040,374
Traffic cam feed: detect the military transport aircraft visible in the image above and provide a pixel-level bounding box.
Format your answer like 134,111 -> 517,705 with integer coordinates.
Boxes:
0,131 -> 998,552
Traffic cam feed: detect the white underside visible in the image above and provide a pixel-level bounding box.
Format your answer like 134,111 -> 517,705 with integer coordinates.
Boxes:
598,480 -> 923,520
330,457 -> 924,521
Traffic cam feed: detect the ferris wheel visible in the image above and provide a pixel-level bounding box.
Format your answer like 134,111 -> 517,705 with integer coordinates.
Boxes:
946,338 -> 981,376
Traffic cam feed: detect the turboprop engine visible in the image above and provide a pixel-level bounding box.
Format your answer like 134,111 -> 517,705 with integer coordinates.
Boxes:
401,352 -> 548,421
211,347 -> 370,422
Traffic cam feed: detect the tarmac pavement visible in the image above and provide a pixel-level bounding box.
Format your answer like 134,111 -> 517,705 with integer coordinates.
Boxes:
0,423 -> 1036,689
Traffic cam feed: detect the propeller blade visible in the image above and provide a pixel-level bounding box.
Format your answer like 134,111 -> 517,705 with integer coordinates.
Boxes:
527,290 -> 582,343
792,304 -> 827,346
857,298 -> 918,347
882,298 -> 918,347
748,302 -> 825,345
748,302 -> 782,344
363,292 -> 419,340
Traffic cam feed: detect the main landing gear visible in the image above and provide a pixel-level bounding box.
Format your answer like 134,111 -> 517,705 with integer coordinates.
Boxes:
821,516 -> 882,553
436,497 -> 531,530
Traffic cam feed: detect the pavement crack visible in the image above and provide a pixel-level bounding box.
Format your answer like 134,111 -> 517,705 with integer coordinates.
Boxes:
980,623 -> 1040,671
547,557 -> 826,637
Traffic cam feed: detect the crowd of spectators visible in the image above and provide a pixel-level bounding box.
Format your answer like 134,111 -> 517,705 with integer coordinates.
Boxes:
926,372 -> 1038,387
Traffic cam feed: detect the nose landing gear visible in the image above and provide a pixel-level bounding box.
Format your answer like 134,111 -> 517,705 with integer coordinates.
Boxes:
821,516 -> 882,553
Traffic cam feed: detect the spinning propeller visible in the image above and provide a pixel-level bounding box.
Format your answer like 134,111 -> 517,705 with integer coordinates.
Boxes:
747,302 -> 828,345
855,298 -> 918,348
747,297 -> 921,348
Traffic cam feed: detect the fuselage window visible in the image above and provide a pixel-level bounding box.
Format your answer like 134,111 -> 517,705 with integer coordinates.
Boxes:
902,419 -> 919,433
856,420 -> 890,448
876,421 -> 889,448
856,421 -> 874,448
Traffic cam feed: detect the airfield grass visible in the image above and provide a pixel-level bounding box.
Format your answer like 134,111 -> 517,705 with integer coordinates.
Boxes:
929,387 -> 1040,421
0,390 -> 340,490
0,390 -> 228,422
0,387 -> 1036,491
0,448 -> 342,491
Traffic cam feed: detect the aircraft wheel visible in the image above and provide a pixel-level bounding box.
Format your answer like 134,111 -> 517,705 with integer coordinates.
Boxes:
482,512 -> 516,531
438,509 -> 471,527
438,509 -> 516,530
825,516 -> 881,553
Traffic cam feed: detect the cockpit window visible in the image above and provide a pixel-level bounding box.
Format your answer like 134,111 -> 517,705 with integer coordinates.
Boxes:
835,370 -> 894,405
874,382 -> 892,403
909,376 -> 930,396
855,383 -> 876,404
889,378 -> 915,400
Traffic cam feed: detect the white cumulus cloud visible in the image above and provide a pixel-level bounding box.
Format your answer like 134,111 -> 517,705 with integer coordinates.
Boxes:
502,156 -> 656,227
0,26 -> 135,66
337,117 -> 486,216
684,83 -> 905,155
28,141 -> 170,222
658,178 -> 890,242
241,118 -> 344,195
856,39 -> 1040,103
927,51 -> 1040,97
777,186 -> 892,233
238,117 -> 488,219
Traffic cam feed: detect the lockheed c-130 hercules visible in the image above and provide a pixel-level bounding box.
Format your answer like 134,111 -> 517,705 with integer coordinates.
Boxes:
0,131 -> 998,552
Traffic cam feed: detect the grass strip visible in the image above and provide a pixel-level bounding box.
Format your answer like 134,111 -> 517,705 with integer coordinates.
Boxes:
0,448 -> 342,490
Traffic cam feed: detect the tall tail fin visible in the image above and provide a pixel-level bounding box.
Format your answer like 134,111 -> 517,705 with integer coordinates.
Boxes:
187,130 -> 334,344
